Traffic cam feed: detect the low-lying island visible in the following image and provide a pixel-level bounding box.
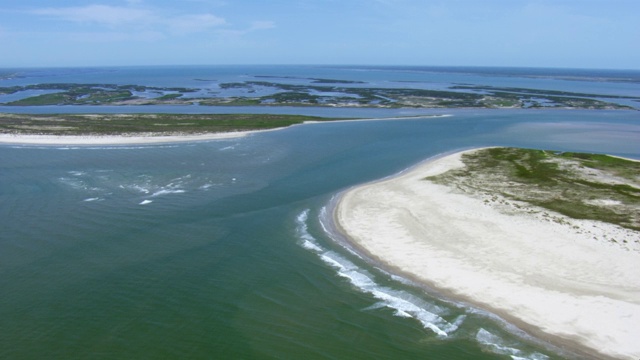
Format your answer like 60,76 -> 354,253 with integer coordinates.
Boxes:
334,147 -> 640,360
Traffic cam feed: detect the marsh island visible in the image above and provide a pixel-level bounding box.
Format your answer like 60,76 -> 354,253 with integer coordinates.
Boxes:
2,79 -> 637,109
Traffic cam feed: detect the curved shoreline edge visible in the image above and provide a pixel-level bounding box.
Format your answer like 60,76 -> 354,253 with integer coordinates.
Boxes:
331,147 -> 640,360
0,114 -> 452,146
0,130 -> 256,146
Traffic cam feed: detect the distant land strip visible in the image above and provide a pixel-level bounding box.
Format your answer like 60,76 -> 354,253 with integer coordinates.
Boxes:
0,113 -> 340,136
1,81 -> 637,109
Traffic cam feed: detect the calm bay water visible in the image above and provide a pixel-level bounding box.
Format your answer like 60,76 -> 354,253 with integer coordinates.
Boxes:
1,66 -> 640,359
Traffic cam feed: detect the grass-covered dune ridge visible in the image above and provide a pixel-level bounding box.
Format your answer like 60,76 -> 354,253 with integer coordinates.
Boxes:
0,113 -> 335,136
425,147 -> 640,235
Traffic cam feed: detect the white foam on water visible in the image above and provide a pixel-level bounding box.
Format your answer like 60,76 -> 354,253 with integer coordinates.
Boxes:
301,239 -> 323,252
170,174 -> 192,182
309,207 -> 554,355
320,250 -> 453,337
58,177 -> 85,189
476,329 -> 549,360
296,210 -> 324,252
317,204 -> 365,260
295,209 -> 462,338
151,189 -> 186,197
83,197 -> 101,202
388,273 -> 417,286
58,176 -> 104,192
139,200 -> 153,205
120,184 -> 150,194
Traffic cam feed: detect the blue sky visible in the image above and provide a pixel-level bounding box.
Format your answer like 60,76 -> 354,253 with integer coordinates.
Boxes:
1,0 -> 638,69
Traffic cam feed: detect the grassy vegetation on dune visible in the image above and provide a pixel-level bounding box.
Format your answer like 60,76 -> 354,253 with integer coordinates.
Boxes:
0,113 -> 338,136
425,147 -> 640,232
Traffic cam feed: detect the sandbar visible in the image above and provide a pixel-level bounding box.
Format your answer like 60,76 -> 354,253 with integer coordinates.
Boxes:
334,148 -> 640,360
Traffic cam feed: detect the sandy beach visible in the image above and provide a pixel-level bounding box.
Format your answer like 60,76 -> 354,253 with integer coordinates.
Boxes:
0,131 -> 254,145
335,148 -> 640,360
0,115 -> 453,146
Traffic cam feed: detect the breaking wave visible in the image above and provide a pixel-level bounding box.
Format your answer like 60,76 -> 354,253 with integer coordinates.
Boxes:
296,208 -> 551,359
476,328 -> 549,360
295,209 -> 464,338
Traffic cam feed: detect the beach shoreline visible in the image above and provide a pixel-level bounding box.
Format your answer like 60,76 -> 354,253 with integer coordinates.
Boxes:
0,131 -> 255,145
0,114 -> 452,146
332,148 -> 640,360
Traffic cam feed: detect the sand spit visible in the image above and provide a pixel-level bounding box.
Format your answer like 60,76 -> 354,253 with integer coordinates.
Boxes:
335,148 -> 640,360
0,131 -> 254,145
0,114 -> 453,146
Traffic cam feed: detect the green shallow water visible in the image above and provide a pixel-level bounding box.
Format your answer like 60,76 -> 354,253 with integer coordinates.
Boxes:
1,110 -> 639,359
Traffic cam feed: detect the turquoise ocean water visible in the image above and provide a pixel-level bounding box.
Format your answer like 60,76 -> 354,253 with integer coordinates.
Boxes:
1,66 -> 639,359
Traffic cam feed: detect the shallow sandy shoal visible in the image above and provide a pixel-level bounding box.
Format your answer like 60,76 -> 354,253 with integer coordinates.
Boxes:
335,148 -> 640,360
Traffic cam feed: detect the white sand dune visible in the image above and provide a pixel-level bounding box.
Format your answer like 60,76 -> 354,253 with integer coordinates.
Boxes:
335,148 -> 640,360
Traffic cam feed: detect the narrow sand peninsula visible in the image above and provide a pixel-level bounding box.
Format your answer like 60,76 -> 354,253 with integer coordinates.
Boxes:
0,114 -> 451,146
0,131 -> 254,145
335,148 -> 640,360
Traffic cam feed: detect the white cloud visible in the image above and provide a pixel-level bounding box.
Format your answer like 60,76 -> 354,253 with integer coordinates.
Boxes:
33,5 -> 154,26
217,20 -> 275,37
69,30 -> 165,42
28,4 -> 273,41
248,21 -> 276,31
182,0 -> 227,5
168,13 -> 226,34
371,0 -> 398,4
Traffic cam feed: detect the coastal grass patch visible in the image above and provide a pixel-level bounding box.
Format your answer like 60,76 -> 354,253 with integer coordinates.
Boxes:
425,147 -> 640,231
8,92 -> 71,105
0,113 -> 340,135
156,93 -> 183,100
7,90 -> 135,105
